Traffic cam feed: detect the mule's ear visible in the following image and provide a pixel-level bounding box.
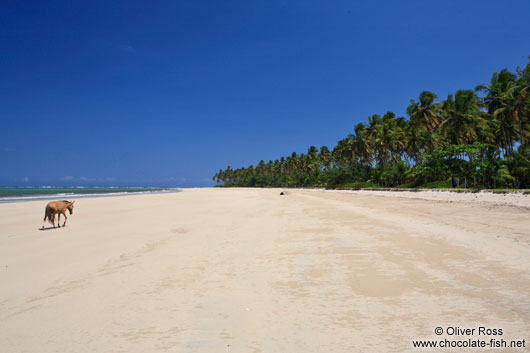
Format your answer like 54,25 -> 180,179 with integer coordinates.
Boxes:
72,201 -> 75,204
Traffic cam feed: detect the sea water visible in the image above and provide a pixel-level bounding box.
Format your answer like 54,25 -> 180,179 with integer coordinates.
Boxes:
0,187 -> 179,202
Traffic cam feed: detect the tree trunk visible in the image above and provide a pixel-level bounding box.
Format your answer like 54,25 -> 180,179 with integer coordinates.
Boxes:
519,120 -> 524,145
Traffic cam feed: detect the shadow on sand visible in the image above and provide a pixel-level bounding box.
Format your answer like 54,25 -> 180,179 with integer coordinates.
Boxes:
39,226 -> 67,231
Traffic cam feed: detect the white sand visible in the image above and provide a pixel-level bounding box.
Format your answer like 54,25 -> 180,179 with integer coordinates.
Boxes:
0,188 -> 529,352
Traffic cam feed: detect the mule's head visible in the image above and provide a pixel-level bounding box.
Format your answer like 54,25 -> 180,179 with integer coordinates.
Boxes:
68,201 -> 75,214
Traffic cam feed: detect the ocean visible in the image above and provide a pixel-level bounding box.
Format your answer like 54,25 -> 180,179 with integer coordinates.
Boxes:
0,187 -> 179,202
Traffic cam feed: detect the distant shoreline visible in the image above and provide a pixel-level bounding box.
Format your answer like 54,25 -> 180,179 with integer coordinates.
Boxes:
0,187 -> 180,203
215,186 -> 530,209
216,185 -> 530,194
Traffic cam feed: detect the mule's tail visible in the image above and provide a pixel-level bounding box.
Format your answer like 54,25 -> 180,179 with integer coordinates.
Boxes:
42,207 -> 48,228
42,206 -> 53,228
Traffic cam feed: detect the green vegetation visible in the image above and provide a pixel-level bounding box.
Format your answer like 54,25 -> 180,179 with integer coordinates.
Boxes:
214,57 -> 530,190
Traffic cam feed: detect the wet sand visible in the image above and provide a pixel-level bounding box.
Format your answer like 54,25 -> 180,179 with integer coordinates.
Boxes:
0,188 -> 529,352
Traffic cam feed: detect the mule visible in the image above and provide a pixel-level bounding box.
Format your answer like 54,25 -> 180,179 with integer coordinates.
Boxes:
42,200 -> 75,229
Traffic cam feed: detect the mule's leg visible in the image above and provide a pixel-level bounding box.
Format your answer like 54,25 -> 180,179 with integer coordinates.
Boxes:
43,209 -> 47,229
51,213 -> 56,228
63,212 -> 67,227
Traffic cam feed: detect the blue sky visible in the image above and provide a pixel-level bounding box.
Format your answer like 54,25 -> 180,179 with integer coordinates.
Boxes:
2,0 -> 529,187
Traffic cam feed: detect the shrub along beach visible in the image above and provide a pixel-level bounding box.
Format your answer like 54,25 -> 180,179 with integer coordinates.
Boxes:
214,58 -> 530,190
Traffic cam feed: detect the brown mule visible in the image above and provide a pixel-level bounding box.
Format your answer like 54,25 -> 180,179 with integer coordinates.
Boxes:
42,200 -> 75,229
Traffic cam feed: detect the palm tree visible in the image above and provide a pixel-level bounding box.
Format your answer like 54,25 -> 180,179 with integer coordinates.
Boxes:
404,122 -> 421,163
365,114 -> 384,166
332,138 -> 354,169
406,91 -> 441,150
494,80 -> 530,145
363,113 -> 404,168
392,116 -> 408,162
319,146 -> 332,171
440,90 -> 485,145
306,146 -> 320,172
350,123 -> 372,164
476,69 -> 518,155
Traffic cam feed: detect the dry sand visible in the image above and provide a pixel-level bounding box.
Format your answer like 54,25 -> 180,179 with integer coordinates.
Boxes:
0,188 -> 529,352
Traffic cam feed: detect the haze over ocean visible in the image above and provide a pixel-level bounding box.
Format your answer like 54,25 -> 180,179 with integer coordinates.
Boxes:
2,1 -> 530,187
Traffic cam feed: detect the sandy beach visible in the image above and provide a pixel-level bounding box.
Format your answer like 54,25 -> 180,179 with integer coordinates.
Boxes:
0,188 -> 529,352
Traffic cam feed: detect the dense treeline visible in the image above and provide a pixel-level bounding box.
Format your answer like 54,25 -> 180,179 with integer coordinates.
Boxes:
214,58 -> 530,189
